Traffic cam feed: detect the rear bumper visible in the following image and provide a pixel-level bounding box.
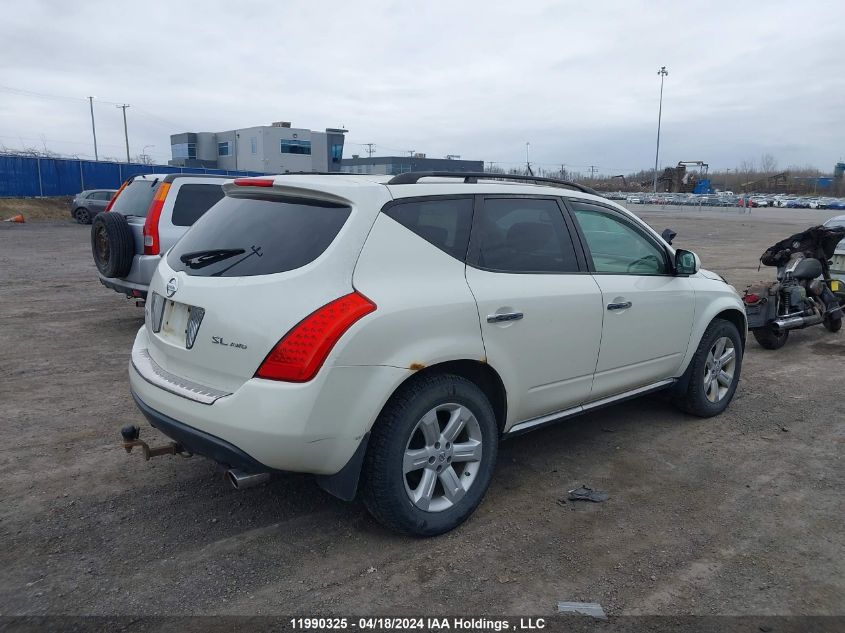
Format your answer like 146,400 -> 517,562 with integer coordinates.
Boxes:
132,391 -> 268,472
128,327 -> 410,474
97,254 -> 160,298
98,273 -> 148,298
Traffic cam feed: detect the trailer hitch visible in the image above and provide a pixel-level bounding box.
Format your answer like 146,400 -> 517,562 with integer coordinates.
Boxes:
120,425 -> 191,460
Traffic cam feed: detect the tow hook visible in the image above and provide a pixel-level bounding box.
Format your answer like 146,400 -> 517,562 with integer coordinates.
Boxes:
120,425 -> 190,460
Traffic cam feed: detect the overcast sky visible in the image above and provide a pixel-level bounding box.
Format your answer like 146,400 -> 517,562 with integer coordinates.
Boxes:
1,0 -> 843,175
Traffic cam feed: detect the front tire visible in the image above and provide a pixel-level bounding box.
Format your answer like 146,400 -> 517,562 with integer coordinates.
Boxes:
676,318 -> 743,417
361,374 -> 498,536
823,315 -> 842,332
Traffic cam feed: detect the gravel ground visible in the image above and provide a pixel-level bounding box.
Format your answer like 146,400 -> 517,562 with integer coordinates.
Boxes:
0,206 -> 842,617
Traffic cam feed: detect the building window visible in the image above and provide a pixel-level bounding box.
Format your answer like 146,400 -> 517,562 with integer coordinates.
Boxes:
218,142 -> 231,157
172,143 -> 196,159
331,143 -> 343,163
250,137 -> 257,154
280,139 -> 311,155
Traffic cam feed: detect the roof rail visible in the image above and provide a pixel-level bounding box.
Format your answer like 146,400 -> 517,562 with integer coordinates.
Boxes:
386,171 -> 600,195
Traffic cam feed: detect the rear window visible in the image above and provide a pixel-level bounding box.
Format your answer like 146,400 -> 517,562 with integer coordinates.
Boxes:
171,183 -> 225,226
110,179 -> 158,217
167,195 -> 352,277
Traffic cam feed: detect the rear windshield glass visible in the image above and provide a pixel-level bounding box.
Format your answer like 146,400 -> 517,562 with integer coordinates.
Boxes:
110,179 -> 158,217
167,195 -> 352,277
171,183 -> 225,226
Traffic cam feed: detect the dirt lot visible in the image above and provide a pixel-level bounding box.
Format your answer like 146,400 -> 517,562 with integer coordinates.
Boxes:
0,197 -> 72,222
0,206 -> 842,617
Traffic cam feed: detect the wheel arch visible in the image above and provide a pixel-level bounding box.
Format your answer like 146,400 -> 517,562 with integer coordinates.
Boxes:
394,360 -> 508,435
714,307 -> 747,350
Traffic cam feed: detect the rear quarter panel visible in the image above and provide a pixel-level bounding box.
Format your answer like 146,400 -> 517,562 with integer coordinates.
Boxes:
340,213 -> 486,370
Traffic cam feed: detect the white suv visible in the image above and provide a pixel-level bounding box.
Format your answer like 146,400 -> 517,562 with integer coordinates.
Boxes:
126,172 -> 746,536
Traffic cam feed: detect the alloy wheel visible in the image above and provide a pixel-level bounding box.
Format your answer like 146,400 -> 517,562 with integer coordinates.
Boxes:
703,336 -> 736,402
403,403 -> 483,512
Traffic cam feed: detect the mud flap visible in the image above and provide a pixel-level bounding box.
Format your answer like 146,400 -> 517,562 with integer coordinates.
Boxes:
314,433 -> 370,502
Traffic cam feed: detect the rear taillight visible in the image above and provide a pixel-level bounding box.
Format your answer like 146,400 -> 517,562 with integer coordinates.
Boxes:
743,293 -> 760,304
256,292 -> 376,382
234,177 -> 274,187
143,182 -> 171,255
105,181 -> 128,212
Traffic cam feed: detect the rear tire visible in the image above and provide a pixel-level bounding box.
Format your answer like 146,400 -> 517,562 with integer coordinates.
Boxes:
675,318 -> 743,417
361,373 -> 498,537
753,326 -> 789,349
74,207 -> 92,224
91,212 -> 134,278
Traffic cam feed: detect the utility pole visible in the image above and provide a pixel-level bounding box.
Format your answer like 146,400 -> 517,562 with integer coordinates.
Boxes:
589,165 -> 598,179
653,66 -> 668,193
406,149 -> 415,157
116,104 -> 130,162
87,96 -> 98,161
525,142 -> 531,175
363,143 -> 375,158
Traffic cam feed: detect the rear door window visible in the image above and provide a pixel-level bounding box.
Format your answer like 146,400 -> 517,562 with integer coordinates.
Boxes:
383,198 -> 473,260
470,197 -> 579,273
167,195 -> 351,277
110,179 -> 158,217
170,183 -> 225,226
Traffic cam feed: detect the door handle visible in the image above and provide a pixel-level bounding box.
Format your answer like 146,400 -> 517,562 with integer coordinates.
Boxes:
487,312 -> 524,323
607,301 -> 632,311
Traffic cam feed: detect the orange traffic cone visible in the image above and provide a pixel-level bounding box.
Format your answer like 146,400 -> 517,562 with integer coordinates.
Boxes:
4,214 -> 25,223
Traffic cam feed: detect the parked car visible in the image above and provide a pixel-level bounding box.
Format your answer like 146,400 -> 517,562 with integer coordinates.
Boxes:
124,172 -> 747,536
70,189 -> 117,224
824,215 -> 845,284
91,174 -> 228,300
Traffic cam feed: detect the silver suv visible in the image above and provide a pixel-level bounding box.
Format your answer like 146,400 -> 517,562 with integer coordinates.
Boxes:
91,174 -> 227,300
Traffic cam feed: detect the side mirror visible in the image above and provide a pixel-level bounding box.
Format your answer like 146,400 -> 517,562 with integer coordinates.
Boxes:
675,249 -> 700,275
661,228 -> 677,245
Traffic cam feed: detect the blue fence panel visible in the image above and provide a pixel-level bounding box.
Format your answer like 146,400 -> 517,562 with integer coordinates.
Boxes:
80,160 -> 121,191
0,154 -> 272,197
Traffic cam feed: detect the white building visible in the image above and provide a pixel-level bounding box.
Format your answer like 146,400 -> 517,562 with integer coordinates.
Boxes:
170,122 -> 347,173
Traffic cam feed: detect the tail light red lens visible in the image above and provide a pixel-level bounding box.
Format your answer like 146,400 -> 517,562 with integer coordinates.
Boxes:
743,293 -> 760,304
234,177 -> 274,187
256,292 -> 376,382
142,182 -> 171,255
105,181 -> 128,212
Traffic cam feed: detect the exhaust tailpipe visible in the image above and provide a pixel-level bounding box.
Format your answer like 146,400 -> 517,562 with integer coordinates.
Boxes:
773,313 -> 823,332
226,469 -> 270,490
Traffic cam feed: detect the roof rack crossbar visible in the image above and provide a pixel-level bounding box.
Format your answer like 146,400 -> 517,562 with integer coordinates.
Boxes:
386,171 -> 599,195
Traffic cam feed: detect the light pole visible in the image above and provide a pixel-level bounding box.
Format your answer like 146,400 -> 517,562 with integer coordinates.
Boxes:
652,66 -> 668,193
142,145 -> 155,165
116,104 -> 131,163
87,96 -> 98,161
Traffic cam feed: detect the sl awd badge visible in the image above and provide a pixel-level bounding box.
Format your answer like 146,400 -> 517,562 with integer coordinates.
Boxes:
165,277 -> 178,297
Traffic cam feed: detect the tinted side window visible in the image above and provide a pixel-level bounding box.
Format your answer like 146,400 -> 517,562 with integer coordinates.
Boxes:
384,198 -> 473,261
473,198 -> 578,273
171,183 -> 225,227
570,202 -> 668,274
94,191 -> 115,201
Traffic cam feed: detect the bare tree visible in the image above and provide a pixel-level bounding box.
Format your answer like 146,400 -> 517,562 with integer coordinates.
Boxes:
760,153 -> 778,174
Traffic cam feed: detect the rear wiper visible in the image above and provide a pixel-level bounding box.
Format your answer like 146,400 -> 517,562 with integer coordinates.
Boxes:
179,248 -> 245,269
